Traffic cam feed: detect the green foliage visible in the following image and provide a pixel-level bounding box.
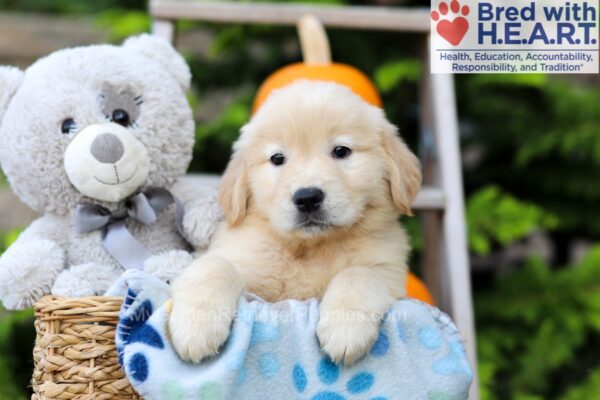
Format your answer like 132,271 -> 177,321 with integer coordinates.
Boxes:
460,76 -> 600,237
476,246 -> 600,399
0,0 -> 145,14
0,229 -> 21,254
96,10 -> 150,42
468,73 -> 548,88
403,215 -> 424,253
0,230 -> 29,397
191,91 -> 253,172
466,186 -> 558,255
0,306 -> 34,400
515,82 -> 600,167
561,369 -> 600,400
374,59 -> 421,93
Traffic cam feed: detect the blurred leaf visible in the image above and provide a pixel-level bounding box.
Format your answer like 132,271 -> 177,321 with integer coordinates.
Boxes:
0,306 -> 34,400
0,0 -> 145,14
3,229 -> 22,249
561,368 -> 600,400
466,186 -> 558,255
0,229 -> 22,254
374,59 -> 421,93
209,26 -> 247,58
403,215 -> 423,253
469,73 -> 547,88
460,76 -> 600,236
95,10 -> 150,42
190,91 -> 253,172
477,246 -> 600,399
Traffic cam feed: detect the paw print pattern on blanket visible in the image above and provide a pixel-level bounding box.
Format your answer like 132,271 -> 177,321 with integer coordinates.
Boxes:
117,288 -> 164,370
415,321 -> 472,378
369,331 -> 390,358
433,341 -> 473,378
122,292 -> 164,349
115,272 -> 473,400
249,321 -> 281,378
293,357 -> 387,400
230,320 -> 282,386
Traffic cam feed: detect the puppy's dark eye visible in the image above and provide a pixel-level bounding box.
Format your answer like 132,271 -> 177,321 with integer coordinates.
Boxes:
112,109 -> 130,127
61,118 -> 77,135
270,153 -> 286,166
332,146 -> 352,159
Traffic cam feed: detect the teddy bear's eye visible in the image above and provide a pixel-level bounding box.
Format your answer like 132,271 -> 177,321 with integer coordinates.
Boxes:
61,118 -> 77,135
112,109 -> 131,127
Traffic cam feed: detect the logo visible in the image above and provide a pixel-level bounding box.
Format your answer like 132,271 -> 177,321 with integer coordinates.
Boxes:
430,0 -> 599,74
431,1 -> 471,46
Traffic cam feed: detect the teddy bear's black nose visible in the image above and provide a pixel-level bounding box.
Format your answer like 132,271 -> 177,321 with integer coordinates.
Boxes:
293,187 -> 325,213
91,133 -> 125,164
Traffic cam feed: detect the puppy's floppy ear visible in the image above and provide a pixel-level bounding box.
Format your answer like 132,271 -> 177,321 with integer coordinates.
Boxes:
219,149 -> 250,226
380,118 -> 422,215
123,34 -> 191,91
0,66 -> 24,123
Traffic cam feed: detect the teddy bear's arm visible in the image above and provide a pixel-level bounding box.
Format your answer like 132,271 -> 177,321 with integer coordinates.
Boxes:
171,176 -> 224,249
0,214 -> 68,310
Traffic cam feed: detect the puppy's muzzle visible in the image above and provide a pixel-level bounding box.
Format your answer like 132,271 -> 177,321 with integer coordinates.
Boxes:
293,187 -> 325,213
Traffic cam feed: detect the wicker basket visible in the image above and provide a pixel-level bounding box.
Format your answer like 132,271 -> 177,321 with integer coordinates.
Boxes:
32,296 -> 140,400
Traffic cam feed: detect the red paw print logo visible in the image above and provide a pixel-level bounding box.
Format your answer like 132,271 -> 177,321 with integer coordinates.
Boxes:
431,0 -> 470,46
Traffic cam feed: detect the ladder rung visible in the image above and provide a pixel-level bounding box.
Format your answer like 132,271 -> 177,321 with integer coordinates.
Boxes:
413,186 -> 445,211
150,1 -> 430,32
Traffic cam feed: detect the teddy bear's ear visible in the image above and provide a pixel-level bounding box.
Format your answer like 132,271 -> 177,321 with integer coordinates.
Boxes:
0,67 -> 24,122
123,34 -> 191,91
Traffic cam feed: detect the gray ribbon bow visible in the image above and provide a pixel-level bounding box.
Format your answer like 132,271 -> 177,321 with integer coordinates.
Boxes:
75,188 -> 184,270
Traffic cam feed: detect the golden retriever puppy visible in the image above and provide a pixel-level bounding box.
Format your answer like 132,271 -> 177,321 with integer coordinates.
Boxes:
169,80 -> 421,365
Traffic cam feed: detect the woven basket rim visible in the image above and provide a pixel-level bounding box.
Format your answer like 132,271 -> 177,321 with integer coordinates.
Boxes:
32,295 -> 140,399
34,295 -> 125,321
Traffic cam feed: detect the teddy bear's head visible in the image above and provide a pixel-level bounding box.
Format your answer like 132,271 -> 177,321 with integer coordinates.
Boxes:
0,34 -> 194,214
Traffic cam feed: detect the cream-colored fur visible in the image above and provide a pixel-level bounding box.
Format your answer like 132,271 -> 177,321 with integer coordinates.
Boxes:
169,81 -> 422,365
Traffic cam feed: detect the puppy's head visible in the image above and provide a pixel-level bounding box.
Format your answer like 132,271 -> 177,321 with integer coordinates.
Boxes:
220,81 -> 421,238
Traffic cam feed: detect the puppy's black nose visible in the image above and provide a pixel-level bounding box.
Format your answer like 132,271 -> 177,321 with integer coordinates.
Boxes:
293,187 -> 325,213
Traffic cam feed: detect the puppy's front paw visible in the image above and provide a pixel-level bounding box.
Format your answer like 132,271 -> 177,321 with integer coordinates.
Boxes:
168,301 -> 232,363
317,309 -> 380,366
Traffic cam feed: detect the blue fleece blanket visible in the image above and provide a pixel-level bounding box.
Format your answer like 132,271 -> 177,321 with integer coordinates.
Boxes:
113,270 -> 472,400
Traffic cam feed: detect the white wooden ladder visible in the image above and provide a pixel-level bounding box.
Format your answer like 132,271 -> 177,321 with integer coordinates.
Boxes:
150,2 -> 478,398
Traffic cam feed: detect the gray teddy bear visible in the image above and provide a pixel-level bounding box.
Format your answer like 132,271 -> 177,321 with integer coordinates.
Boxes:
0,34 -> 222,310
